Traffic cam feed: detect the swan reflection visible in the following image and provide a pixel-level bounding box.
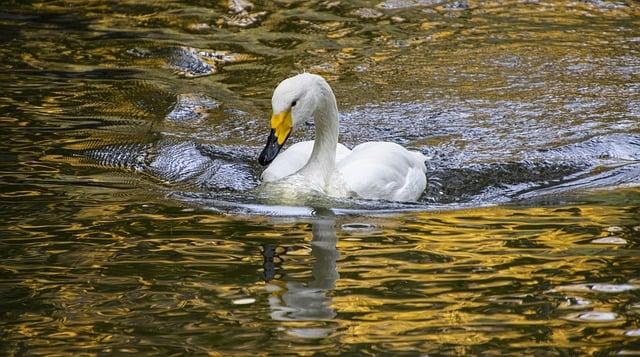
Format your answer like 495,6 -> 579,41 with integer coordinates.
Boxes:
262,217 -> 339,338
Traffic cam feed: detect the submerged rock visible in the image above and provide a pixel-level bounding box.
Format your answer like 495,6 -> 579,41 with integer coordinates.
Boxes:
167,47 -> 216,77
196,50 -> 255,64
350,8 -> 384,19
166,94 -> 220,122
127,46 -> 253,78
221,0 -> 266,28
441,1 -> 468,10
377,0 -> 443,10
579,0 -> 628,10
222,11 -> 267,28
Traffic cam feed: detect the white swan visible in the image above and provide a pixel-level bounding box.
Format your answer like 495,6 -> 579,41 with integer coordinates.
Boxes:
258,73 -> 427,202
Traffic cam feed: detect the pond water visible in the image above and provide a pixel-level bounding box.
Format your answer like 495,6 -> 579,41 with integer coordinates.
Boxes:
1,0 -> 640,354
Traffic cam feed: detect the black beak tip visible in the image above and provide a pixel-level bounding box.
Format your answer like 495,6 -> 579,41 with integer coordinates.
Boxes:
258,129 -> 284,166
258,151 -> 272,166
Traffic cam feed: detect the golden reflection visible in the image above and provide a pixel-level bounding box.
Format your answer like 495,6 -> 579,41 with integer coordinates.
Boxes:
253,199 -> 640,347
2,199 -> 640,352
326,202 -> 638,346
2,0 -> 640,353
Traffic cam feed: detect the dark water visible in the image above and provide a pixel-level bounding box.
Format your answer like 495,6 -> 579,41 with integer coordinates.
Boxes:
2,0 -> 640,354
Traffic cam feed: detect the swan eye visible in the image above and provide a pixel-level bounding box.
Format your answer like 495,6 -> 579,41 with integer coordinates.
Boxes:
291,100 -> 297,107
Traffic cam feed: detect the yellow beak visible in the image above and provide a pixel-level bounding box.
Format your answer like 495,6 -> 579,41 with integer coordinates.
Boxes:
271,110 -> 293,145
258,110 -> 293,165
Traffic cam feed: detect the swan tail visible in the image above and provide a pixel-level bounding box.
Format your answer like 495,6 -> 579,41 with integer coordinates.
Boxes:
410,150 -> 428,173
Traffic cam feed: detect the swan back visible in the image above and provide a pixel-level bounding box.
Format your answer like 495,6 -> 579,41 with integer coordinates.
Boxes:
332,142 -> 427,202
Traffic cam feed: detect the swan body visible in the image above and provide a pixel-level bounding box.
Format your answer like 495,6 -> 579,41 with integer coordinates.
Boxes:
258,73 -> 427,202
331,142 -> 427,202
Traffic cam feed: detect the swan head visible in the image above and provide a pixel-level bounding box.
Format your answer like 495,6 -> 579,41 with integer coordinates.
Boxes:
258,73 -> 330,166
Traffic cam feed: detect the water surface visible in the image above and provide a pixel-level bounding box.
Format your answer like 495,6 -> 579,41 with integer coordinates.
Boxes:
1,0 -> 640,354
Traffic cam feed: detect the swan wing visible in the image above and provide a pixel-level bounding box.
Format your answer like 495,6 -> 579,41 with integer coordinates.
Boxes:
261,141 -> 351,182
335,143 -> 352,163
332,142 -> 427,202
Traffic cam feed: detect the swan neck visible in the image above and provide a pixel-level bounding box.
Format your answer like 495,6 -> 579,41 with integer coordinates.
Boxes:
301,86 -> 339,186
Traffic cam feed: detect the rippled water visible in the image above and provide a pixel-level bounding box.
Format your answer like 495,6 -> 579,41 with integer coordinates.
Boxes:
2,0 -> 640,354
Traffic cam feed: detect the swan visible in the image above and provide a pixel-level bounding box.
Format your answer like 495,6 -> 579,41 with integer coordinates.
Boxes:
257,73 -> 427,202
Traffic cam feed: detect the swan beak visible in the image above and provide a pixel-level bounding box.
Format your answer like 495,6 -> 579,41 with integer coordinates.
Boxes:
258,110 -> 292,166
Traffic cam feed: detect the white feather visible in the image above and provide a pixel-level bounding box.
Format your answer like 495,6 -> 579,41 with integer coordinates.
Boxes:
260,73 -> 427,202
261,141 -> 352,182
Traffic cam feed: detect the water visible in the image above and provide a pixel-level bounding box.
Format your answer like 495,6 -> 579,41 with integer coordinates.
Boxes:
1,0 -> 640,354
